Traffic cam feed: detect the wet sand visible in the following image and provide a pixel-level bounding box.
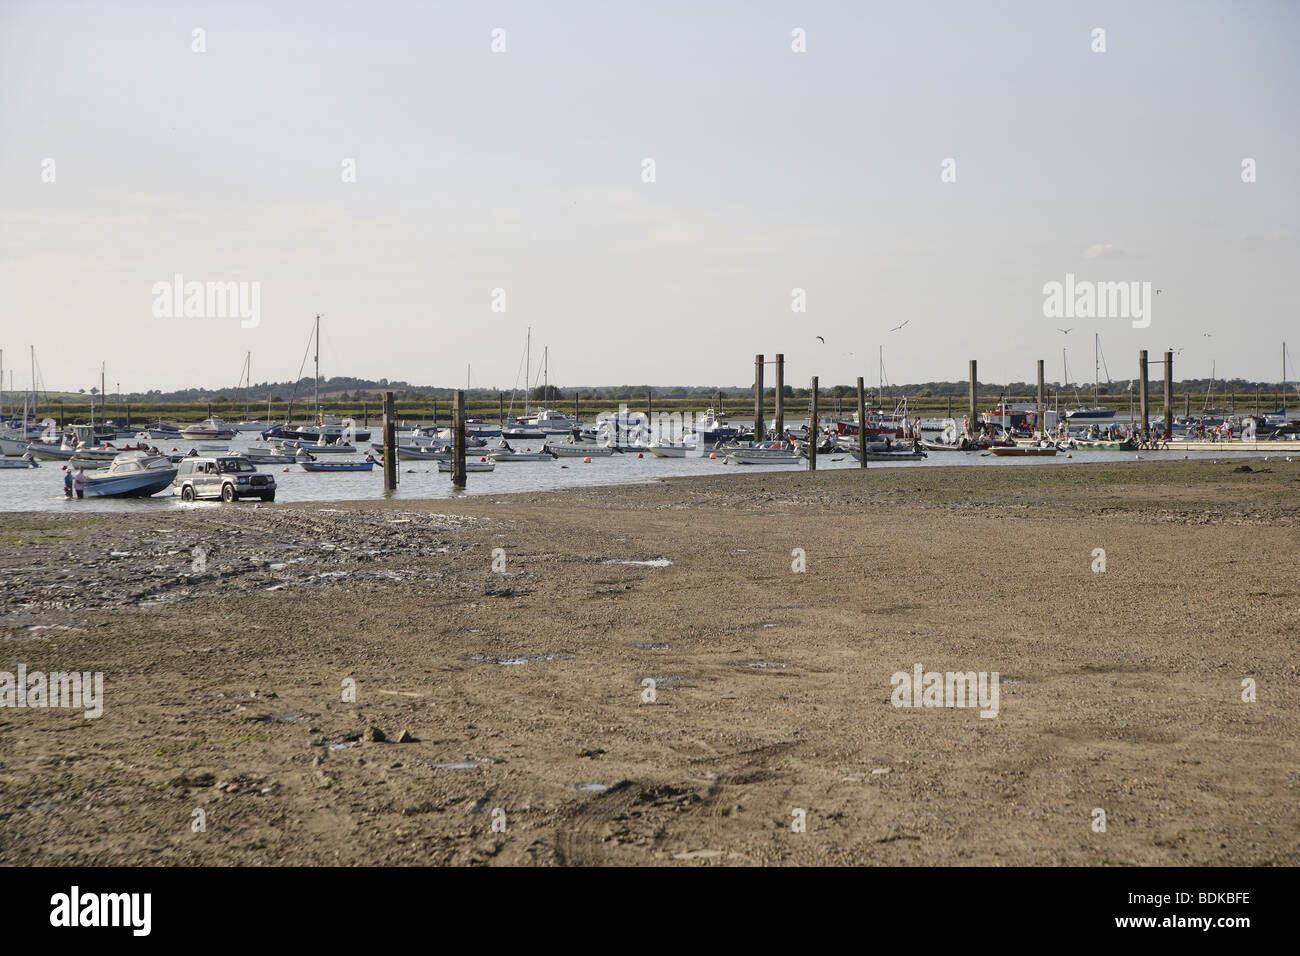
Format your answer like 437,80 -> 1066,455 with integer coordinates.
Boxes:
1,459 -> 1297,865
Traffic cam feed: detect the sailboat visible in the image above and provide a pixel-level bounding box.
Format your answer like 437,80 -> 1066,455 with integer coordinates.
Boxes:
263,316 -> 370,443
232,352 -> 269,431
1065,334 -> 1117,419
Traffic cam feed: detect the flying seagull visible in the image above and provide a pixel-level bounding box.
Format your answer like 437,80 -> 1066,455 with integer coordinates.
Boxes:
888,320 -> 909,332
815,336 -> 825,343
1058,328 -> 1072,334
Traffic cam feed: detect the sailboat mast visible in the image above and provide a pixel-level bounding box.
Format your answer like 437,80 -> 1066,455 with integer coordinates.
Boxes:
245,352 -> 252,420
1283,342 -> 1288,417
30,345 -> 36,423
1094,333 -> 1099,407
525,327 -> 531,415
314,315 -> 321,423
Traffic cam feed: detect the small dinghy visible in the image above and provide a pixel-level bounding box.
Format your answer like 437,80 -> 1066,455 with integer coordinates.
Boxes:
436,459 -> 496,472
544,442 -> 614,457
300,460 -> 375,472
0,456 -> 38,469
850,448 -> 928,461
490,450 -> 556,461
990,445 -> 1058,457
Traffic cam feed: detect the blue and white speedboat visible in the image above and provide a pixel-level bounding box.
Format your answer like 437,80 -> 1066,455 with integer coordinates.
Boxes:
80,452 -> 178,498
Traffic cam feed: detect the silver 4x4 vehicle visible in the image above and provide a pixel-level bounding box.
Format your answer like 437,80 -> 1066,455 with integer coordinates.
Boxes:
174,456 -> 277,502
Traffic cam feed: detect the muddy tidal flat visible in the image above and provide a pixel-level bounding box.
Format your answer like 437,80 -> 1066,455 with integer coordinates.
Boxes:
1,460 -> 1297,865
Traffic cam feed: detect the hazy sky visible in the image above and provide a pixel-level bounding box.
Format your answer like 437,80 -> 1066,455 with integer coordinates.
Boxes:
2,0 -> 1297,394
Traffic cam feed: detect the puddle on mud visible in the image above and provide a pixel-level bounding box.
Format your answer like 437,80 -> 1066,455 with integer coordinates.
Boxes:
1000,678 -> 1028,685
574,782 -> 610,792
425,760 -> 481,770
467,653 -> 572,665
735,660 -> 787,669
601,559 -> 673,568
631,642 -> 672,651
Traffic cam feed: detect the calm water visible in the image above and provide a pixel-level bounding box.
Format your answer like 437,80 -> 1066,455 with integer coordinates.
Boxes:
0,440 -> 1266,513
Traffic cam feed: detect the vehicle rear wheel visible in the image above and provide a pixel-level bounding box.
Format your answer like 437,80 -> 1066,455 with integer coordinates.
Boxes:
220,484 -> 235,503
181,485 -> 196,502
260,492 -> 275,502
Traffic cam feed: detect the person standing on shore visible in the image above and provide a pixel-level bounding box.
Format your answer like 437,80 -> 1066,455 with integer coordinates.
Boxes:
63,469 -> 73,498
73,467 -> 87,499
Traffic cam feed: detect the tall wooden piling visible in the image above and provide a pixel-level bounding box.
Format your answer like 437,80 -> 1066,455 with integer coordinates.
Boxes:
1163,352 -> 1173,439
1138,350 -> 1150,439
1036,360 -> 1045,437
774,354 -> 785,439
754,355 -> 764,443
574,391 -> 580,427
432,397 -> 438,430
809,376 -> 818,471
857,377 -> 867,469
968,360 -> 978,436
498,392 -> 504,427
382,390 -> 397,492
452,390 -> 467,488
647,389 -> 653,424
125,403 -> 130,429
1185,393 -> 1190,418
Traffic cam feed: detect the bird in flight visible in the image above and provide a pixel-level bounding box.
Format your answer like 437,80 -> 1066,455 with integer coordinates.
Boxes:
815,336 -> 825,343
1058,328 -> 1072,334
889,320 -> 909,332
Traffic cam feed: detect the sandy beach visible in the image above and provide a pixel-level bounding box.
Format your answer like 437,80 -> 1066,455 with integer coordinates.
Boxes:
1,459 -> 1296,866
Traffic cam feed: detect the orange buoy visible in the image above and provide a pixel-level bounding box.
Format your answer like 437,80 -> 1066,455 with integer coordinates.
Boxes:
710,452 -> 717,459
584,456 -> 592,463
637,453 -> 643,458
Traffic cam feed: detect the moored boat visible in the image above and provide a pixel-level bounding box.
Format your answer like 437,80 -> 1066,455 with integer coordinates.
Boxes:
990,444 -> 1058,456
80,452 -> 178,497
436,459 -> 496,472
544,442 -> 614,457
300,460 -> 375,472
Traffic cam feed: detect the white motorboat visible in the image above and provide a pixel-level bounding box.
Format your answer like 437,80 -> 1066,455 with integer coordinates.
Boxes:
274,439 -> 357,455
0,455 -> 38,469
437,459 -> 496,472
180,417 -> 237,440
80,452 -> 178,497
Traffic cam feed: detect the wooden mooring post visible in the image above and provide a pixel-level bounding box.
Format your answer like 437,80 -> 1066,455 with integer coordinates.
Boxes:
1139,350 -> 1150,440
452,390 -> 467,488
774,353 -> 785,439
809,376 -> 819,471
1036,360 -> 1045,437
382,390 -> 397,492
1163,352 -> 1173,439
754,354 -> 764,443
968,360 -> 978,436
857,376 -> 867,468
